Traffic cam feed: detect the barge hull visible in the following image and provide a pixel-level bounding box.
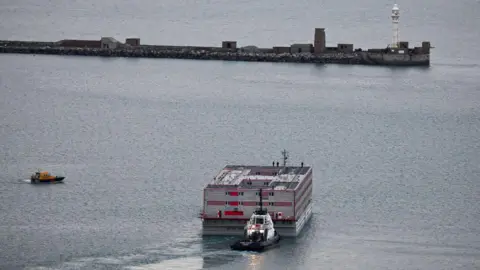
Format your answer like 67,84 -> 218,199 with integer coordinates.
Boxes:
202,202 -> 313,237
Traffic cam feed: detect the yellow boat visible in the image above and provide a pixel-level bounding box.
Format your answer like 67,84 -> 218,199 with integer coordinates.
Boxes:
30,170 -> 65,184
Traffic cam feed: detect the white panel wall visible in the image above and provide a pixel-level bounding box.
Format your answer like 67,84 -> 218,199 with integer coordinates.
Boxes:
205,189 -> 227,200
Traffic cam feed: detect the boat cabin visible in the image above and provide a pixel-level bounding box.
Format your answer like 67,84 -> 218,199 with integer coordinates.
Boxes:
252,216 -> 265,224
250,214 -> 271,225
247,210 -> 273,231
33,171 -> 52,180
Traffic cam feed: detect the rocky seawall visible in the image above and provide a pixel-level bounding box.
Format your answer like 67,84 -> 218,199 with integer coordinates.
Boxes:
0,40 -> 363,64
0,40 -> 429,66
0,45 -> 360,64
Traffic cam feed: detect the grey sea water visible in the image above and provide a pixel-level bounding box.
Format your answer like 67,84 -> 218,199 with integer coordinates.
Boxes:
0,0 -> 479,269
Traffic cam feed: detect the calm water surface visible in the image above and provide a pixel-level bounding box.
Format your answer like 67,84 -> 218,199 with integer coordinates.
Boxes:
0,0 -> 479,269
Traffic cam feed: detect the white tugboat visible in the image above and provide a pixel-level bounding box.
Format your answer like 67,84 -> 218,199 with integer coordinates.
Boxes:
230,188 -> 281,251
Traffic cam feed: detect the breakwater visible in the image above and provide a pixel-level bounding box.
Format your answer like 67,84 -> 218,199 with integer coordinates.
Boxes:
0,40 -> 430,66
0,40 -> 363,65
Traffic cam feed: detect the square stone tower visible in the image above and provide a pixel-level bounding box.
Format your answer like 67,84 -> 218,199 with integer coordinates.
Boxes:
314,28 -> 326,54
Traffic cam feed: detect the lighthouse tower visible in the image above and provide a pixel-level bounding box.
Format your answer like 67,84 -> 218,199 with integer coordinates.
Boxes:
391,4 -> 400,48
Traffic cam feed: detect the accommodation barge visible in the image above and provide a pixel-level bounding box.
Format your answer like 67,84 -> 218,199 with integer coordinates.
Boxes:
201,151 -> 313,237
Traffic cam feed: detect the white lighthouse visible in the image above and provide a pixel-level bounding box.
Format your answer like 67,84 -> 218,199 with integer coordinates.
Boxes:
391,3 -> 400,48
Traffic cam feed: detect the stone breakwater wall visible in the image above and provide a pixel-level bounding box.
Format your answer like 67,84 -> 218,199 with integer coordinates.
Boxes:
0,40 -> 58,47
0,40 -> 363,64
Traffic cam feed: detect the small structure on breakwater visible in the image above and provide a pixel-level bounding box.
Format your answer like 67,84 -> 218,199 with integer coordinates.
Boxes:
55,37 -> 131,49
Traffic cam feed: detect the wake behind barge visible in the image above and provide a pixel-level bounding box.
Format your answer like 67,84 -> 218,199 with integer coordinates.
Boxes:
200,151 -> 313,237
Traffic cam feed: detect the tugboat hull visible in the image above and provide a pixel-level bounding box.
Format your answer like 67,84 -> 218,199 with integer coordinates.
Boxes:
230,233 -> 281,252
31,176 -> 65,184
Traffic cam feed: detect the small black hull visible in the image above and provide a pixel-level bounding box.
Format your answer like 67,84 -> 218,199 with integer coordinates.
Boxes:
30,177 -> 65,184
230,233 -> 281,252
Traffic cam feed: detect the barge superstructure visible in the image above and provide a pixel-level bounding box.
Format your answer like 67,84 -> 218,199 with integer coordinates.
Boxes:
201,150 -> 313,237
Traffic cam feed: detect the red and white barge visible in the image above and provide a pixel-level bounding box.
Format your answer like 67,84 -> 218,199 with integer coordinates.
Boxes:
200,150 -> 313,237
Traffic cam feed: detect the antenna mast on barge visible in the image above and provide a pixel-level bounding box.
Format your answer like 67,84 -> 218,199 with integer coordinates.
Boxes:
281,149 -> 289,168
